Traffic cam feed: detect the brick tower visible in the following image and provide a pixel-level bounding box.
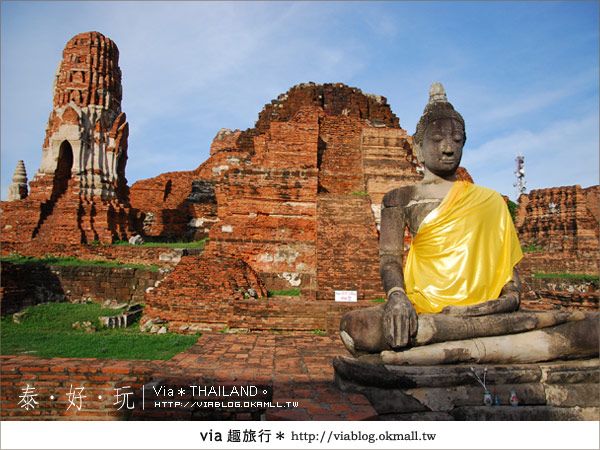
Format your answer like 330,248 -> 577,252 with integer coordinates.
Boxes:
1,31 -> 137,244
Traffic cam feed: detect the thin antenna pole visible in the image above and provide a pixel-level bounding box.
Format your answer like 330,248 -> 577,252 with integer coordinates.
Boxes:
513,154 -> 526,198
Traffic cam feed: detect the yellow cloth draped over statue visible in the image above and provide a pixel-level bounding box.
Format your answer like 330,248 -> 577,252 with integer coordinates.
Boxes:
404,181 -> 523,314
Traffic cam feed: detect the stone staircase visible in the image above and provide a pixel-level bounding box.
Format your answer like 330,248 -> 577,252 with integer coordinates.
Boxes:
31,181 -> 84,244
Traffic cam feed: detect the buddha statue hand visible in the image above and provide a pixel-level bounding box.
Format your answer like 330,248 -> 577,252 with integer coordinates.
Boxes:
383,291 -> 418,349
440,292 -> 520,317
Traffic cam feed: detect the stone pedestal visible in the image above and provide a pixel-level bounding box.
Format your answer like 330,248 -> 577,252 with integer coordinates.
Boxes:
333,355 -> 599,420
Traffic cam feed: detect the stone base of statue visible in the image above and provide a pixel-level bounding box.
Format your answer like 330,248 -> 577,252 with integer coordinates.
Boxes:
334,312 -> 599,420
334,356 -> 599,420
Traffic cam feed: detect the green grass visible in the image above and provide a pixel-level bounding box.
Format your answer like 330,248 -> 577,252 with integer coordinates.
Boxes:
0,255 -> 159,272
533,273 -> 599,282
522,243 -> 543,253
1,303 -> 198,360
370,297 -> 386,303
351,190 -> 369,197
267,288 -> 301,297
113,238 -> 208,249
311,329 -> 327,336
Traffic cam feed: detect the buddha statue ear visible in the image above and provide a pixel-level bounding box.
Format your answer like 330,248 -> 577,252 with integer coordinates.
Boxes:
413,140 -> 424,164
412,140 -> 425,175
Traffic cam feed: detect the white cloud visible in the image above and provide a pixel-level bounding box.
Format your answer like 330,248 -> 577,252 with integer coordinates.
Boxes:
464,113 -> 599,197
476,70 -> 597,123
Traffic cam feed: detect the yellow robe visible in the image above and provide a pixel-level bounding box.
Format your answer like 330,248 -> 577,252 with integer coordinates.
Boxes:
404,181 -> 523,314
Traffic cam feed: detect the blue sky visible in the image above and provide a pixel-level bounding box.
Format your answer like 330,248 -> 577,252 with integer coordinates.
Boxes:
1,1 -> 598,200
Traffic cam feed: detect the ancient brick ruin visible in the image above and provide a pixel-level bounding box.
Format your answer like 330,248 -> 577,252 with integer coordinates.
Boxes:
133,82 -> 488,331
1,32 -> 137,245
135,83 -> 433,330
516,185 -> 599,311
516,185 -> 599,263
1,31 -> 597,333
1,31 -> 599,423
1,262 -> 161,315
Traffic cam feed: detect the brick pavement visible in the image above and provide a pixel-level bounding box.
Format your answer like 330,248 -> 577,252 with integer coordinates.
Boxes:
1,332 -> 376,420
170,332 -> 376,420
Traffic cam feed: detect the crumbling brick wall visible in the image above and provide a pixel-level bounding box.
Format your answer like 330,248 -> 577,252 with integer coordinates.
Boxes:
128,132 -> 254,240
316,194 -> 383,301
255,82 -> 399,134
516,185 -> 599,261
0,242 -> 174,266
209,107 -> 320,295
142,84 -> 422,330
516,185 -> 599,311
142,250 -> 267,332
1,262 -> 162,315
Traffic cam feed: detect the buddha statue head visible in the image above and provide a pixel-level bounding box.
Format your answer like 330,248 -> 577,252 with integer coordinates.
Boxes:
413,83 -> 466,178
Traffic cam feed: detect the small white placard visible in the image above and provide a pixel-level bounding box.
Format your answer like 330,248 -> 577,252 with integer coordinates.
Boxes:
335,290 -> 358,302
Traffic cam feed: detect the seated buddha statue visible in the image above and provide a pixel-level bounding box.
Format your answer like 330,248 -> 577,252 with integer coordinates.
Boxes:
341,82 -> 522,354
339,83 -> 597,362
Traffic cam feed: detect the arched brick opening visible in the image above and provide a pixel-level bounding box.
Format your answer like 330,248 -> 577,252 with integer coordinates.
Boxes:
52,140 -> 73,199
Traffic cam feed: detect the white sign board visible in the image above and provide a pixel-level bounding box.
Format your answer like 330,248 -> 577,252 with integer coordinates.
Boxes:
334,290 -> 358,302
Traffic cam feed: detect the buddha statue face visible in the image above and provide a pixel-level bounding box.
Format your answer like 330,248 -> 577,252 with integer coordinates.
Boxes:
419,117 -> 465,177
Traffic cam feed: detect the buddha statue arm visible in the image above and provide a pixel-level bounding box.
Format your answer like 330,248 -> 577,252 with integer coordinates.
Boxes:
379,204 -> 405,294
379,192 -> 418,348
441,269 -> 521,316
501,269 -> 522,300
